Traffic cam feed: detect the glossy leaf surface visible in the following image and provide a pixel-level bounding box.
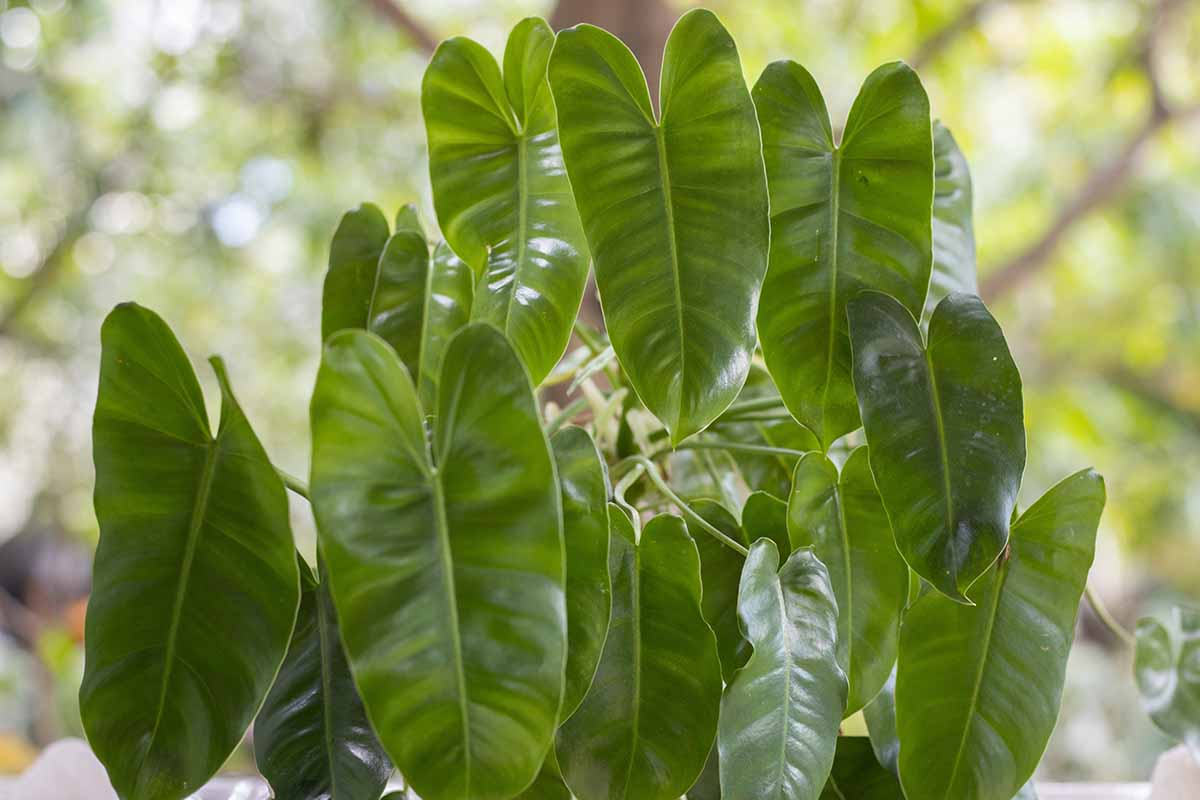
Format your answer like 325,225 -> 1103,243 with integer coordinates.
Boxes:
788,447 -> 908,713
83,303 -> 299,800
754,61 -> 933,448
424,17 -> 589,383
254,561 -> 392,800
848,291 -> 1025,601
895,469 -> 1104,800
310,325 -> 565,800
742,490 -> 791,561
549,9 -> 770,442
689,499 -> 751,681
1135,605 -> 1200,759
863,667 -> 899,776
718,540 -> 847,800
321,203 -> 391,340
820,737 -> 904,800
924,122 -> 977,322
551,428 -> 612,720
557,513 -> 722,800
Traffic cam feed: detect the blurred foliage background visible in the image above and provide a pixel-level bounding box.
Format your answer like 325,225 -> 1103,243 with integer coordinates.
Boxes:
0,0 -> 1197,781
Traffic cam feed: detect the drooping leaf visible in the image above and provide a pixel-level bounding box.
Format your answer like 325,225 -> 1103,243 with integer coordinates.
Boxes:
550,428 -> 613,720
787,447 -> 908,714
847,291 -> 1025,601
820,737 -> 904,800
557,512 -> 722,800
310,324 -> 565,800
753,61 -> 933,449
688,499 -> 752,681
924,121 -> 977,323
321,203 -> 392,340
895,469 -> 1104,800
718,540 -> 847,800
863,666 -> 899,776
548,9 -> 770,443
1135,605 -> 1200,759
254,559 -> 392,800
742,490 -> 791,561
82,303 -> 300,800
423,17 -> 589,383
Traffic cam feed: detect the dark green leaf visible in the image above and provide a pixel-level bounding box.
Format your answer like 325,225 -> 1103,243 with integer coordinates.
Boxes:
550,428 -> 612,720
863,666 -> 899,776
423,18 -> 589,383
688,745 -> 721,800
924,121 -> 977,323
820,737 -> 904,800
847,291 -> 1025,601
310,324 -> 565,800
742,490 -> 790,561
688,499 -> 751,681
321,203 -> 391,340
717,367 -> 817,497
254,560 -> 392,800
895,469 -> 1104,800
516,754 -> 572,800
753,61 -> 933,448
82,303 -> 300,800
549,9 -> 770,443
1135,605 -> 1200,759
718,540 -> 847,800
557,512 -> 722,800
787,447 -> 908,714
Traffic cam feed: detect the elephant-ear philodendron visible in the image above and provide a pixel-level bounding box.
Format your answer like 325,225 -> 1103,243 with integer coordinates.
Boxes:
80,8 -> 1189,800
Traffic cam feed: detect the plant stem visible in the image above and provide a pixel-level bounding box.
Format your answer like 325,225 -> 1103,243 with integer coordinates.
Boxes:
1084,584 -> 1136,647
675,440 -> 808,459
275,467 -> 310,501
613,455 -> 749,557
720,396 -> 786,417
612,462 -> 645,540
545,397 -> 590,435
572,318 -> 606,353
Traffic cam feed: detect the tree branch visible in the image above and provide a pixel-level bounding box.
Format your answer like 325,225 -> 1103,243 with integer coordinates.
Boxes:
980,0 -> 1197,301
366,0 -> 437,55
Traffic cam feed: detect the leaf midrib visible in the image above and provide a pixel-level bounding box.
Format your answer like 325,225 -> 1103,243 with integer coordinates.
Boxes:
922,346 -> 958,588
817,149 -> 843,447
316,590 -> 340,798
501,128 -> 530,339
140,438 -> 219,775
653,123 -> 687,435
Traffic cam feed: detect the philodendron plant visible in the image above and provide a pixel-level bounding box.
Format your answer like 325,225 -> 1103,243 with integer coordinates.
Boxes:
80,9 -> 1198,800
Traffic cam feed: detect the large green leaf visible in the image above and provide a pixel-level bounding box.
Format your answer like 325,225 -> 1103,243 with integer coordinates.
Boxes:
788,447 -> 908,714
550,428 -> 612,721
82,303 -> 299,800
895,469 -> 1104,800
820,737 -> 904,800
753,61 -> 933,449
1135,605 -> 1200,759
557,512 -> 722,800
718,540 -> 847,800
924,121 -> 977,323
254,559 -> 392,800
310,324 -> 565,800
423,17 -> 589,384
688,499 -> 752,681
415,242 -> 475,410
321,203 -> 392,340
742,490 -> 791,561
548,9 -> 770,443
847,291 -> 1025,601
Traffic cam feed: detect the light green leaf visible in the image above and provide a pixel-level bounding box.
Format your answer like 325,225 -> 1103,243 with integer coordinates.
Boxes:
1135,605 -> 1200,759
788,447 -> 908,714
423,18 -> 589,384
820,737 -> 904,800
254,559 -> 392,800
549,9 -> 770,443
310,324 -> 566,800
753,61 -> 933,448
847,291 -> 1025,601
321,203 -> 392,340
395,202 -> 424,236
718,540 -> 847,800
557,512 -> 722,800
924,121 -> 977,323
688,499 -> 752,682
896,469 -> 1104,800
82,303 -> 300,800
550,428 -> 613,721
742,490 -> 791,561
